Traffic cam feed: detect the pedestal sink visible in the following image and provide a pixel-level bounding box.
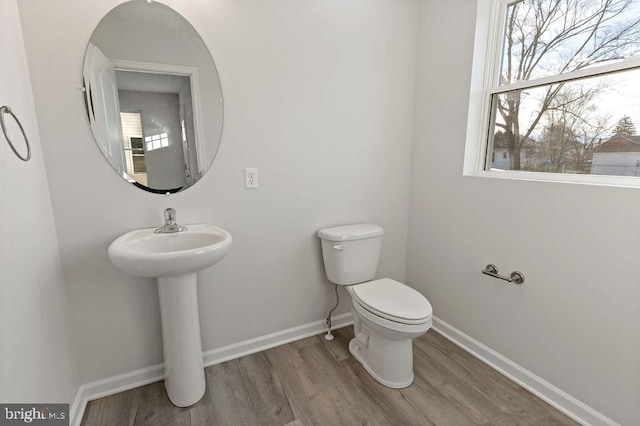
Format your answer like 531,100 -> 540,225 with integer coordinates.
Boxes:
108,223 -> 232,407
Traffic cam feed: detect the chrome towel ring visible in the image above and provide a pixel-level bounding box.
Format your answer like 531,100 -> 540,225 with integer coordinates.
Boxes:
0,105 -> 31,162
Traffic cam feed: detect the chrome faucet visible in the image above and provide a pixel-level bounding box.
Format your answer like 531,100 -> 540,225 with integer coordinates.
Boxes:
155,207 -> 187,233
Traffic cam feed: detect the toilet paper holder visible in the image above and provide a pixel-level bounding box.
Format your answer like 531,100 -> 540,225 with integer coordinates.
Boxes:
482,264 -> 525,285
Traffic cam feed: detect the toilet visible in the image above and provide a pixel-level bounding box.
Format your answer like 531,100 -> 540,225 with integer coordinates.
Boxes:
317,223 -> 432,389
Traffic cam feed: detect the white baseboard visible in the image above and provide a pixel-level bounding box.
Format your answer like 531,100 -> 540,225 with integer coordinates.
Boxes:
69,313 -> 353,426
202,312 -> 353,367
69,363 -> 165,426
432,316 -> 619,426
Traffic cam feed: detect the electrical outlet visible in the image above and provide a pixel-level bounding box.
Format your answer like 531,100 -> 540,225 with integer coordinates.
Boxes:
244,168 -> 258,189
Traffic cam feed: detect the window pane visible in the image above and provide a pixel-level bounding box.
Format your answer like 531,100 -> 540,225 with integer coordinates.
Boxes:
500,0 -> 640,86
487,67 -> 640,176
132,155 -> 146,173
130,137 -> 143,150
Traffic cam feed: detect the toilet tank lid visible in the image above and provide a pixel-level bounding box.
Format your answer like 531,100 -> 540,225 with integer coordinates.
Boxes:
317,223 -> 384,241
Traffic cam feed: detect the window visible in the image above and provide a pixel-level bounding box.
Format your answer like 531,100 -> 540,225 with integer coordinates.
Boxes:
120,112 -> 147,184
129,137 -> 146,173
466,0 -> 640,185
145,132 -> 169,151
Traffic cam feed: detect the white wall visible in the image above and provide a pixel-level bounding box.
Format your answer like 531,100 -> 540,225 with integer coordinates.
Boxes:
0,0 -> 79,405
18,0 -> 419,384
406,1 -> 640,424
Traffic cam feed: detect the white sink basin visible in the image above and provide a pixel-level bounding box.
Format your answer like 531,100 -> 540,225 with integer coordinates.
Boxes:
108,223 -> 232,278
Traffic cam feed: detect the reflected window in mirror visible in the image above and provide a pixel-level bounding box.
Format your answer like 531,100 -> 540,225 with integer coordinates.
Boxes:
121,112 -> 148,186
145,133 -> 169,151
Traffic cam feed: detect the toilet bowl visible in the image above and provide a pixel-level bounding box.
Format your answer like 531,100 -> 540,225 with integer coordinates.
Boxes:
317,224 -> 433,388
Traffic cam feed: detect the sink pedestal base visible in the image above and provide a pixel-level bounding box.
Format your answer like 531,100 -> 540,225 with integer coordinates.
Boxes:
157,273 -> 206,407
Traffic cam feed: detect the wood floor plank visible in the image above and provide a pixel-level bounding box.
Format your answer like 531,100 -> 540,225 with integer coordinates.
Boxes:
263,343 -> 348,425
340,357 -> 435,426
414,334 -> 524,407
412,338 -> 507,424
188,384 -> 215,426
397,368 -> 482,426
336,325 -> 355,340
318,327 -> 352,362
132,381 -> 190,426
420,332 -> 577,425
237,351 -> 295,424
205,358 -> 268,425
194,362 -> 292,426
295,338 -> 405,425
82,326 -> 578,426
80,385 -> 140,426
290,336 -> 319,350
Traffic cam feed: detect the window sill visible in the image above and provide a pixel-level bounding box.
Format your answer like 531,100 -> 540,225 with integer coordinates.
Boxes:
463,169 -> 640,189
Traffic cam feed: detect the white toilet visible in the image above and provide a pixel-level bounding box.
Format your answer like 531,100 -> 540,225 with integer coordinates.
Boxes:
317,223 -> 432,388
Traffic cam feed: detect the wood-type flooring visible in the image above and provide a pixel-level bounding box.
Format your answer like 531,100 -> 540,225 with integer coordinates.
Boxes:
81,327 -> 577,425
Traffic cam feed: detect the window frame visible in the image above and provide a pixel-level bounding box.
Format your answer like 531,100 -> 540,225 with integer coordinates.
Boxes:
463,0 -> 640,188
127,136 -> 147,174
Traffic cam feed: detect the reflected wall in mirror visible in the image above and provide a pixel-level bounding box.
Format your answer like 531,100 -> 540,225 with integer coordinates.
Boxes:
82,0 -> 223,193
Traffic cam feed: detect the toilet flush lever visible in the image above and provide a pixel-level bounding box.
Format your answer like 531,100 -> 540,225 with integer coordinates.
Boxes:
333,244 -> 346,251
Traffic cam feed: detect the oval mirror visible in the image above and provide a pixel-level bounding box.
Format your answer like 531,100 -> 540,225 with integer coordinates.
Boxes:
82,0 -> 223,193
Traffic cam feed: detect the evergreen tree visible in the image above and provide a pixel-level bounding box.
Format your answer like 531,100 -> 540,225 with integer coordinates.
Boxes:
613,116 -> 637,136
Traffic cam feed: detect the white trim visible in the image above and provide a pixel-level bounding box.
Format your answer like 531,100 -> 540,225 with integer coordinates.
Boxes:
188,69 -> 206,174
490,57 -> 640,95
110,59 -> 198,78
432,316 -> 620,426
466,168 -> 640,189
203,312 -> 353,367
69,363 -> 165,426
69,313 -> 353,426
69,387 -> 84,426
463,0 -> 500,176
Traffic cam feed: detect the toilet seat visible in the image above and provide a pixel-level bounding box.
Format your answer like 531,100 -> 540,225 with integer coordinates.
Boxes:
349,278 -> 432,325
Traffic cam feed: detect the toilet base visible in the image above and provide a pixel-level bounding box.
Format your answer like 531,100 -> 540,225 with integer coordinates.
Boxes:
349,337 -> 414,388
348,300 -> 431,389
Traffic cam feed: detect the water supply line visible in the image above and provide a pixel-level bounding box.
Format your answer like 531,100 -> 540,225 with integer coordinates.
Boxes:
324,283 -> 340,341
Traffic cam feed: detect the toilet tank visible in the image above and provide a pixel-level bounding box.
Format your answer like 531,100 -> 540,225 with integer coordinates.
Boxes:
317,224 -> 384,285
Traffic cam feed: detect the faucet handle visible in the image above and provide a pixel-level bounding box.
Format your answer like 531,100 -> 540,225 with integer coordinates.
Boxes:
164,207 -> 176,224
155,207 -> 186,233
